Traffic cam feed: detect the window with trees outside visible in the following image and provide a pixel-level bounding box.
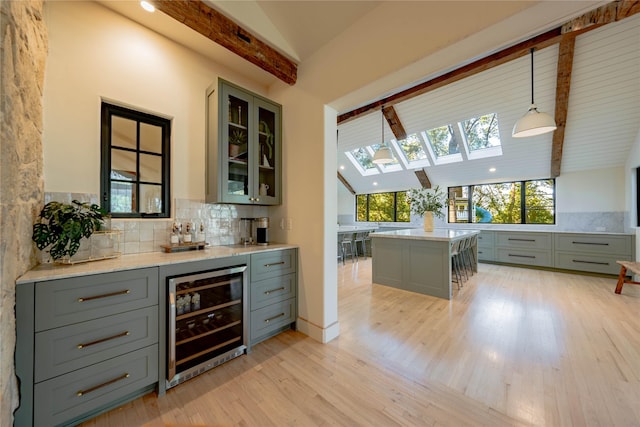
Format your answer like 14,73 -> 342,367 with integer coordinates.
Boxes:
448,179 -> 555,224
356,191 -> 410,222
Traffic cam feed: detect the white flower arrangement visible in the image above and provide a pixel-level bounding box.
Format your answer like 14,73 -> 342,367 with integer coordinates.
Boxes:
406,185 -> 447,219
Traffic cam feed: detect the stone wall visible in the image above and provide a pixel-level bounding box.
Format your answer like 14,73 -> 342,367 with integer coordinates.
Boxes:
0,0 -> 47,424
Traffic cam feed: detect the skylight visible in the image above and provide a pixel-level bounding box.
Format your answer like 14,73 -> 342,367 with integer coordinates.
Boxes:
346,147 -> 379,176
422,124 -> 463,165
460,113 -> 503,160
392,133 -> 430,169
368,143 -> 402,173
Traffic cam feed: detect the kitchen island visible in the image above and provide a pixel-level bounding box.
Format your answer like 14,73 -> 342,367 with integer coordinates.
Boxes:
370,228 -> 480,300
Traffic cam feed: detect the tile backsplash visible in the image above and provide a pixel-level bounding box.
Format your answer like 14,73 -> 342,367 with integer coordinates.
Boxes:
39,193 -> 269,262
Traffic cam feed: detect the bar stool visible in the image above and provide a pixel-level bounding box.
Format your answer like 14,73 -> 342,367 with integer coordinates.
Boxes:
450,239 -> 464,289
340,232 -> 356,263
353,231 -> 370,259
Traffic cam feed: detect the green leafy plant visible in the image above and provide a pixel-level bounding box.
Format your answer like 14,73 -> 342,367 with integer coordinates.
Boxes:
32,200 -> 108,260
229,129 -> 246,146
406,185 -> 447,219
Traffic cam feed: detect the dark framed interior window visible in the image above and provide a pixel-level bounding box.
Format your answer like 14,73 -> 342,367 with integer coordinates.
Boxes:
448,179 -> 555,225
356,191 -> 410,222
101,102 -> 171,218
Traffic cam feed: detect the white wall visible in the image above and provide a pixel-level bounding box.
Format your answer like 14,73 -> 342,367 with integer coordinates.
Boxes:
43,1 -> 266,200
555,167 -> 625,213
43,1 -> 338,342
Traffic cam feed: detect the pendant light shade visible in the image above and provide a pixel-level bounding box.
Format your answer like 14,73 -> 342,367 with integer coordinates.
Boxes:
512,48 -> 557,138
372,106 -> 394,164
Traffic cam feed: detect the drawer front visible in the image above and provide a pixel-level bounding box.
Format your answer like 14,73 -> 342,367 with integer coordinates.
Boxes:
34,344 -> 158,427
477,247 -> 495,262
35,306 -> 158,382
496,232 -> 552,250
477,231 -> 495,248
251,273 -> 296,311
555,234 -> 632,255
251,298 -> 295,343
496,248 -> 552,267
251,249 -> 296,282
555,252 -> 631,275
35,268 -> 158,331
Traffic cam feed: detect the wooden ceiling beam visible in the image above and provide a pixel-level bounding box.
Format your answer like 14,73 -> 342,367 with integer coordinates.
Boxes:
382,106 -> 407,140
550,35 -> 576,178
338,172 -> 356,195
338,1 -> 640,124
154,0 -> 297,85
414,169 -> 432,189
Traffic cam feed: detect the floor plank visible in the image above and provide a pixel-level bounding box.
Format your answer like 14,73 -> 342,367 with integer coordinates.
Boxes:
82,260 -> 640,426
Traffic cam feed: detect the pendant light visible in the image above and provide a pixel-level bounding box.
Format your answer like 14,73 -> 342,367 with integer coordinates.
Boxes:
372,106 -> 394,164
512,48 -> 557,138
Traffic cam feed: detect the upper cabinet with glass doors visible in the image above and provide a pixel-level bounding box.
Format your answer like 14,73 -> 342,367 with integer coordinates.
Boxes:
206,79 -> 281,205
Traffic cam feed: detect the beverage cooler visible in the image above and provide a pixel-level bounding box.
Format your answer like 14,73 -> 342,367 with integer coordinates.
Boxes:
167,265 -> 248,389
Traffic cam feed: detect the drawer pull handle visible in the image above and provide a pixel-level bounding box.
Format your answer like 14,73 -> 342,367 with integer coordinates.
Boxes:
264,313 -> 285,324
77,373 -> 129,397
264,286 -> 286,295
508,254 -> 536,259
77,331 -> 130,349
264,261 -> 285,268
508,238 -> 536,242
572,241 -> 609,246
78,289 -> 130,302
572,259 -> 610,266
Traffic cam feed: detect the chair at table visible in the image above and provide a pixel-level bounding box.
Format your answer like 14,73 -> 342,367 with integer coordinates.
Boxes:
450,239 -> 465,289
353,231 -> 371,259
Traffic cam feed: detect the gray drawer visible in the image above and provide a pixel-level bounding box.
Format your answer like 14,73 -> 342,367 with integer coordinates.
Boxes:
251,249 -> 296,282
33,344 -> 158,427
554,252 -> 631,275
250,298 -> 295,344
496,247 -> 552,267
477,231 -> 495,248
477,247 -> 495,262
496,232 -> 552,250
35,268 -> 158,331
251,273 -> 296,311
35,306 -> 158,382
555,234 -> 632,255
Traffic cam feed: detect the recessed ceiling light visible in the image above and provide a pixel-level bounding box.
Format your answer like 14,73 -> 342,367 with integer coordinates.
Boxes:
489,167 -> 496,172
140,1 -> 155,12
373,182 -> 378,186
339,165 -> 345,170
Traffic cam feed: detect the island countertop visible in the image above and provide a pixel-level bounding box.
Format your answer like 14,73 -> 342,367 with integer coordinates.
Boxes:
370,228 -> 480,242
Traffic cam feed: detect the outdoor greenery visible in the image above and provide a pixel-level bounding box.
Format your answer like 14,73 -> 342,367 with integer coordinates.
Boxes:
461,113 -> 500,150
397,134 -> 428,162
451,179 -> 555,224
425,125 -> 459,157
32,200 -> 108,260
356,191 -> 410,222
406,186 -> 447,219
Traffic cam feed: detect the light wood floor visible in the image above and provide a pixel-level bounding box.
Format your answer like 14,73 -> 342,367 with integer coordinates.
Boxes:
82,260 -> 640,426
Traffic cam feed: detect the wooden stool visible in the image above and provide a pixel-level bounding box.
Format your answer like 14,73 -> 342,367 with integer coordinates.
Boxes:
615,260 -> 640,294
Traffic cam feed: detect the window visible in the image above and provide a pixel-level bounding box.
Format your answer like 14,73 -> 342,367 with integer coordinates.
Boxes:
356,191 -> 410,222
422,124 -> 463,165
460,112 -> 503,160
346,147 -> 379,176
448,179 -> 555,224
101,102 -> 171,218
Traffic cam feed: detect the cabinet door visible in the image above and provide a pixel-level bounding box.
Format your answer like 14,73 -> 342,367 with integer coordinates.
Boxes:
253,98 -> 281,205
220,83 -> 253,204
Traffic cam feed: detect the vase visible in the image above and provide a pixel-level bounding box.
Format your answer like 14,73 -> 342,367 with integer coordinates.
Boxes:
423,212 -> 434,232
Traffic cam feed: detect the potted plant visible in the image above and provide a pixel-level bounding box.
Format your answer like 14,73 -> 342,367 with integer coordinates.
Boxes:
229,129 -> 246,158
406,185 -> 447,231
32,200 -> 109,261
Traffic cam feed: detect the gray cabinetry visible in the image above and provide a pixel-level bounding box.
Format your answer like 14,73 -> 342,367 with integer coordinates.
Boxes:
206,79 -> 282,205
15,268 -> 159,427
554,233 -> 634,275
249,249 -> 297,346
477,231 -> 495,261
494,231 -> 553,267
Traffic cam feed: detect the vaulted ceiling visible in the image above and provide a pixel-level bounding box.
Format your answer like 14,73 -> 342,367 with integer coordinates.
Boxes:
99,1 -> 639,194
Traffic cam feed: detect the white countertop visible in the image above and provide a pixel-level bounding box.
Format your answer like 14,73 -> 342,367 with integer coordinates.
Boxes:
337,225 -> 378,232
370,228 -> 480,242
17,243 -> 297,284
